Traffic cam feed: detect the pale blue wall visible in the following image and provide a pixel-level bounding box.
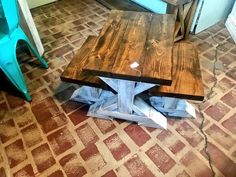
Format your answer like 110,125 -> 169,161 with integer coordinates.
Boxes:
192,0 -> 235,33
231,1 -> 236,17
131,0 -> 167,14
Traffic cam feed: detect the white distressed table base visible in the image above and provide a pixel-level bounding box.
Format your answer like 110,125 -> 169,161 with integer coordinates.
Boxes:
87,77 -> 168,129
71,77 -> 196,129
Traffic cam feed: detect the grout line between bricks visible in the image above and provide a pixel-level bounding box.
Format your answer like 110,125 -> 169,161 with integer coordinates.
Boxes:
198,31 -> 228,177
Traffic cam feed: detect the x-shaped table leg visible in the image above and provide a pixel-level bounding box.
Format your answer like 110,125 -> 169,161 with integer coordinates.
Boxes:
87,77 -> 168,129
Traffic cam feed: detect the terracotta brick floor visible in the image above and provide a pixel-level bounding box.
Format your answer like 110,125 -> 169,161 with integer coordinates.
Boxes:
0,0 -> 236,176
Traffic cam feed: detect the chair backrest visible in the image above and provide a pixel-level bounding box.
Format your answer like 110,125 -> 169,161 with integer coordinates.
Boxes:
0,0 -> 19,34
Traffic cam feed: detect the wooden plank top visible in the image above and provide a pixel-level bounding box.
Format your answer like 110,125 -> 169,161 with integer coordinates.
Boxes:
60,36 -> 108,89
83,10 -> 175,85
150,41 -> 204,101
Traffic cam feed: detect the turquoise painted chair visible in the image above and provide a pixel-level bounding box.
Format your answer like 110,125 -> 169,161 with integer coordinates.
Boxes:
0,0 -> 48,101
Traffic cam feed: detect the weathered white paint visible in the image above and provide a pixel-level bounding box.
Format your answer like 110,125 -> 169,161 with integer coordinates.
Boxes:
226,1 -> 236,44
26,0 -> 57,9
191,0 -> 235,33
18,0 -> 44,55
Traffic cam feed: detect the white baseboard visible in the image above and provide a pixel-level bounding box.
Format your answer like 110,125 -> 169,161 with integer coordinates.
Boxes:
226,14 -> 236,44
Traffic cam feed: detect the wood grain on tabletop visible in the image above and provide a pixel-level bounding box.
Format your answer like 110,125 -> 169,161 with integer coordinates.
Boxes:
83,10 -> 175,85
60,36 -> 107,89
150,41 -> 204,101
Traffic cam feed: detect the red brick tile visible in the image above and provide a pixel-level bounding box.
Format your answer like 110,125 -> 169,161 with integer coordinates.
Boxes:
169,140 -> 185,155
201,70 -> 217,84
76,123 -> 99,146
0,119 -> 18,143
104,133 -> 131,161
218,42 -> 235,52
64,52 -> 74,62
190,111 -> 210,128
50,37 -> 69,49
217,77 -> 235,93
204,102 -> 230,121
80,144 -> 106,173
230,45 -> 236,54
145,127 -> 156,133
68,105 -> 89,126
49,58 -> 67,70
66,32 -> 83,41
102,170 -> 117,177
43,69 -> 63,83
59,153 -> 87,177
222,113 -> 236,134
0,102 -> 8,120
27,79 -> 44,92
47,127 -> 76,155
197,42 -> 213,53
180,151 -> 211,177
13,164 -> 35,177
31,97 -> 60,120
124,154 -> 155,177
156,129 -> 173,142
32,97 -> 67,133
48,170 -> 64,177
176,122 -> 203,147
6,94 -> 25,109
54,86 -> 77,102
206,124 -> 235,150
21,124 -> 42,148
201,143 -> 236,177
72,18 -> 88,26
61,100 -> 84,114
32,88 -> 50,102
221,90 -> 236,108
146,144 -> 175,174
72,38 -> 86,48
203,49 -> 216,61
196,31 -> 209,40
31,143 -> 56,172
14,106 -> 34,128
176,170 -> 191,177
0,167 -> 6,177
226,68 -> 236,81
5,139 -> 27,168
124,124 -> 150,147
93,118 -> 116,134
26,68 -> 47,80
43,113 -> 68,134
47,44 -> 73,57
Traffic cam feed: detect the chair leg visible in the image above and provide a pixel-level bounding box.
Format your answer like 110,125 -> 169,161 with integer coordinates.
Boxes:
1,56 -> 32,101
25,39 -> 49,69
17,27 -> 48,68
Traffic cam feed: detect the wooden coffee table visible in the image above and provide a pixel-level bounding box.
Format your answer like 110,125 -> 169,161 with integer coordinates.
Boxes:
61,10 -> 204,129
80,11 -> 175,129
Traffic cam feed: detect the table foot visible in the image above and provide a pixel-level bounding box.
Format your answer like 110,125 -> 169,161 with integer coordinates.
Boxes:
87,96 -> 167,129
150,96 -> 196,118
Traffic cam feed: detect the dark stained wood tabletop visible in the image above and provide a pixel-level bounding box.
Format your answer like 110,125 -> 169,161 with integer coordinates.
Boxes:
150,41 -> 204,101
83,10 -> 175,85
60,36 -> 108,89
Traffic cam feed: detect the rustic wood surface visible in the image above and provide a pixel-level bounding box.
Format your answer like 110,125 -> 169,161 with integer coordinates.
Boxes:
150,41 -> 204,101
60,36 -> 107,89
83,10 -> 175,85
